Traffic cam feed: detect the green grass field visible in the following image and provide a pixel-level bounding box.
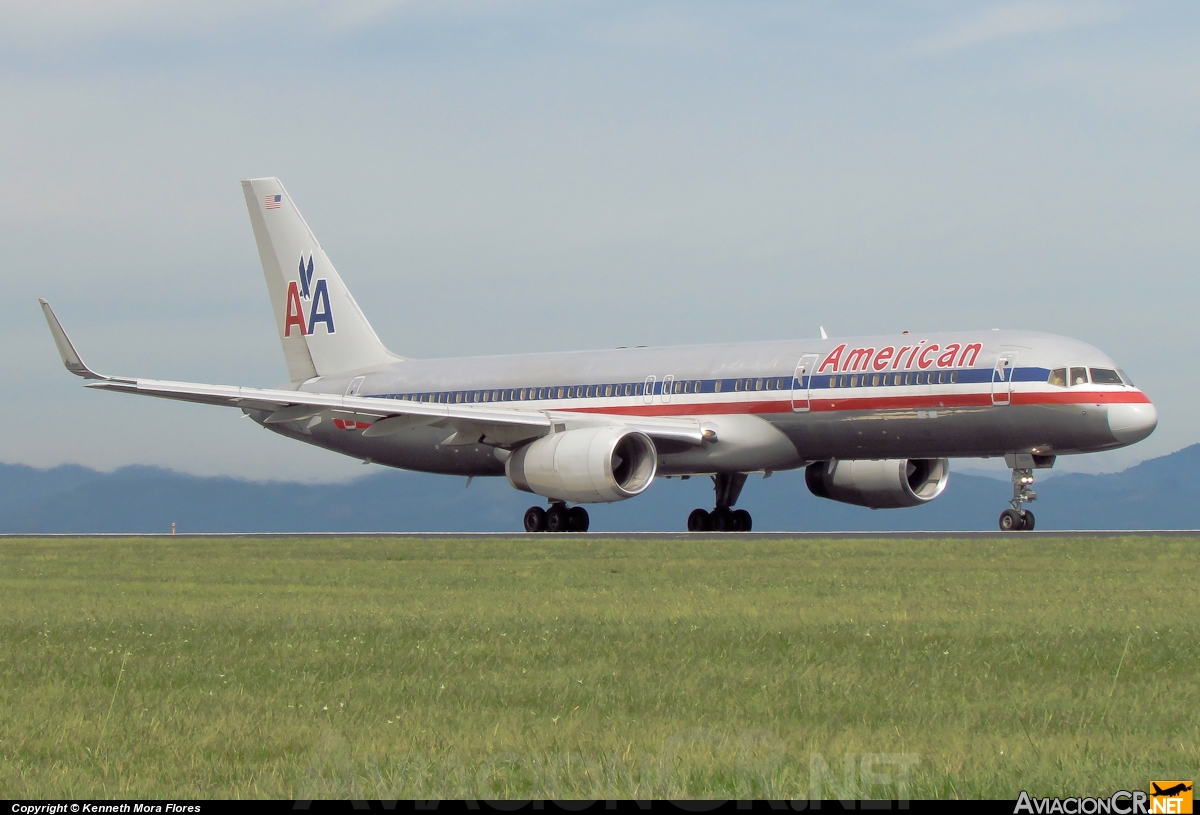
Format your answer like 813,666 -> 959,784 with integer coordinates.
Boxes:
0,534 -> 1196,800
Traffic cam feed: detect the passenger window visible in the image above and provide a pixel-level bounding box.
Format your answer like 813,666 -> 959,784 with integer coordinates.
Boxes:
872,374 -> 880,387
829,377 -> 838,389
1070,367 -> 1088,387
714,380 -> 723,393
674,381 -> 683,394
695,381 -> 702,392
683,381 -> 691,394
850,375 -> 859,387
1090,368 -> 1123,385
950,372 -> 958,384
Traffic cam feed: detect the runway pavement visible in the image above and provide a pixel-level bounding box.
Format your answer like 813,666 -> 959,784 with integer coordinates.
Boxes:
3,530 -> 1199,539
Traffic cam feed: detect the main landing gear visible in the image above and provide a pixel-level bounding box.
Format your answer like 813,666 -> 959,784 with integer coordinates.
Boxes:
687,473 -> 753,532
999,467 -> 1037,532
524,502 -> 590,533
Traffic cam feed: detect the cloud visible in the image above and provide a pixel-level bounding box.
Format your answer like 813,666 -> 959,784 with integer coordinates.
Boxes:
0,0 -> 506,52
0,0 -> 542,46
924,1 -> 1124,52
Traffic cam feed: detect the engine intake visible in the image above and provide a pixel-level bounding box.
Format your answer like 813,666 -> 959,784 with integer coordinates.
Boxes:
506,427 -> 658,504
805,458 -> 949,509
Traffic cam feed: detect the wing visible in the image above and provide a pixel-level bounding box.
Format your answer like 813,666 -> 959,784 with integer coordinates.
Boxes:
40,300 -> 707,447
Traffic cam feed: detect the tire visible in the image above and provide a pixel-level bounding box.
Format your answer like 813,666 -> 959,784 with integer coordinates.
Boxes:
999,508 -> 1024,532
523,506 -> 546,533
711,507 -> 737,532
687,508 -> 711,532
546,504 -> 569,533
567,506 -> 590,533
732,509 -> 752,532
1020,510 -> 1035,531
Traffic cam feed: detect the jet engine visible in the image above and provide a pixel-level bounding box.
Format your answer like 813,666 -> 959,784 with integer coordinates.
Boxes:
505,427 -> 658,504
805,458 -> 949,509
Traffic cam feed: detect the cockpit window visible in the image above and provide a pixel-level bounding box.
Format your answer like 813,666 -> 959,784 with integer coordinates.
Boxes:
1048,368 -> 1067,387
1089,368 -> 1123,386
1118,369 -> 1134,386
1069,367 -> 1089,387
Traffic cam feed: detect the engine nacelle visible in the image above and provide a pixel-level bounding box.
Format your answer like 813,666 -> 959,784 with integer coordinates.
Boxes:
805,458 -> 949,509
506,427 -> 658,504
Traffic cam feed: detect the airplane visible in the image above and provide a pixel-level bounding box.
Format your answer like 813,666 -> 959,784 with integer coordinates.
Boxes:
40,177 -> 1158,533
1152,783 -> 1193,797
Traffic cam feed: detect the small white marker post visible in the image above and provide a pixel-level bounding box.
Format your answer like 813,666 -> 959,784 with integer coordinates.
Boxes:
171,523 -> 176,535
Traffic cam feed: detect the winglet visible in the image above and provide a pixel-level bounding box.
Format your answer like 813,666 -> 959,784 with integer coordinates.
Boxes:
39,299 -> 108,380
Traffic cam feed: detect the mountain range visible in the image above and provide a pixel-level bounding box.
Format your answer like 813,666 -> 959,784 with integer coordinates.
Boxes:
2,445 -> 1198,533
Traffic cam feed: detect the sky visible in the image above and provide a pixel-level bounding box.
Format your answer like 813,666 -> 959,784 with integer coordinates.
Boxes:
2,0 -> 1197,482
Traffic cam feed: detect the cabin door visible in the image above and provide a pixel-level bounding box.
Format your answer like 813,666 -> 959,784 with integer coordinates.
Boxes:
791,354 -> 820,412
991,352 -> 1018,406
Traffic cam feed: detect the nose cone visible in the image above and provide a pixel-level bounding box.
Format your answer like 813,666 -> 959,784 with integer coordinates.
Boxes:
1108,401 -> 1158,445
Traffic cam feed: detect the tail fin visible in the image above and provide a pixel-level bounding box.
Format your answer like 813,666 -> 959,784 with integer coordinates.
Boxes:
241,177 -> 399,381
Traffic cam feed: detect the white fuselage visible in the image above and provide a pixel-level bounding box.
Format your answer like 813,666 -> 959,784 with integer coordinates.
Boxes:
261,328 -> 1156,479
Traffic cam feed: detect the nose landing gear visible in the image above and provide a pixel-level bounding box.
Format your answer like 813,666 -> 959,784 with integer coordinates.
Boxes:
523,503 -> 590,533
999,467 -> 1037,531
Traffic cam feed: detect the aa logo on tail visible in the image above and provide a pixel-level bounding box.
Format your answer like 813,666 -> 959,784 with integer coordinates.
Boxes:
1150,781 -> 1194,814
284,256 -> 335,337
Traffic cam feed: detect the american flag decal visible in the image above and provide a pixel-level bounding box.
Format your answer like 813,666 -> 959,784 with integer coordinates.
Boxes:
265,194 -> 282,209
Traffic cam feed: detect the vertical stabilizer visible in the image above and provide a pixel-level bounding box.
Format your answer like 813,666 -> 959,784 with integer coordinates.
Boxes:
242,178 -> 398,380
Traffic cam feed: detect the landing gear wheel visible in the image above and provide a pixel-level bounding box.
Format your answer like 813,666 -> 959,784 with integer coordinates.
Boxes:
687,508 -> 712,532
546,504 -> 569,533
999,508 -> 1025,532
523,506 -> 547,533
1020,510 -> 1035,531
732,509 -> 752,532
567,506 -> 590,532
711,507 -> 738,532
